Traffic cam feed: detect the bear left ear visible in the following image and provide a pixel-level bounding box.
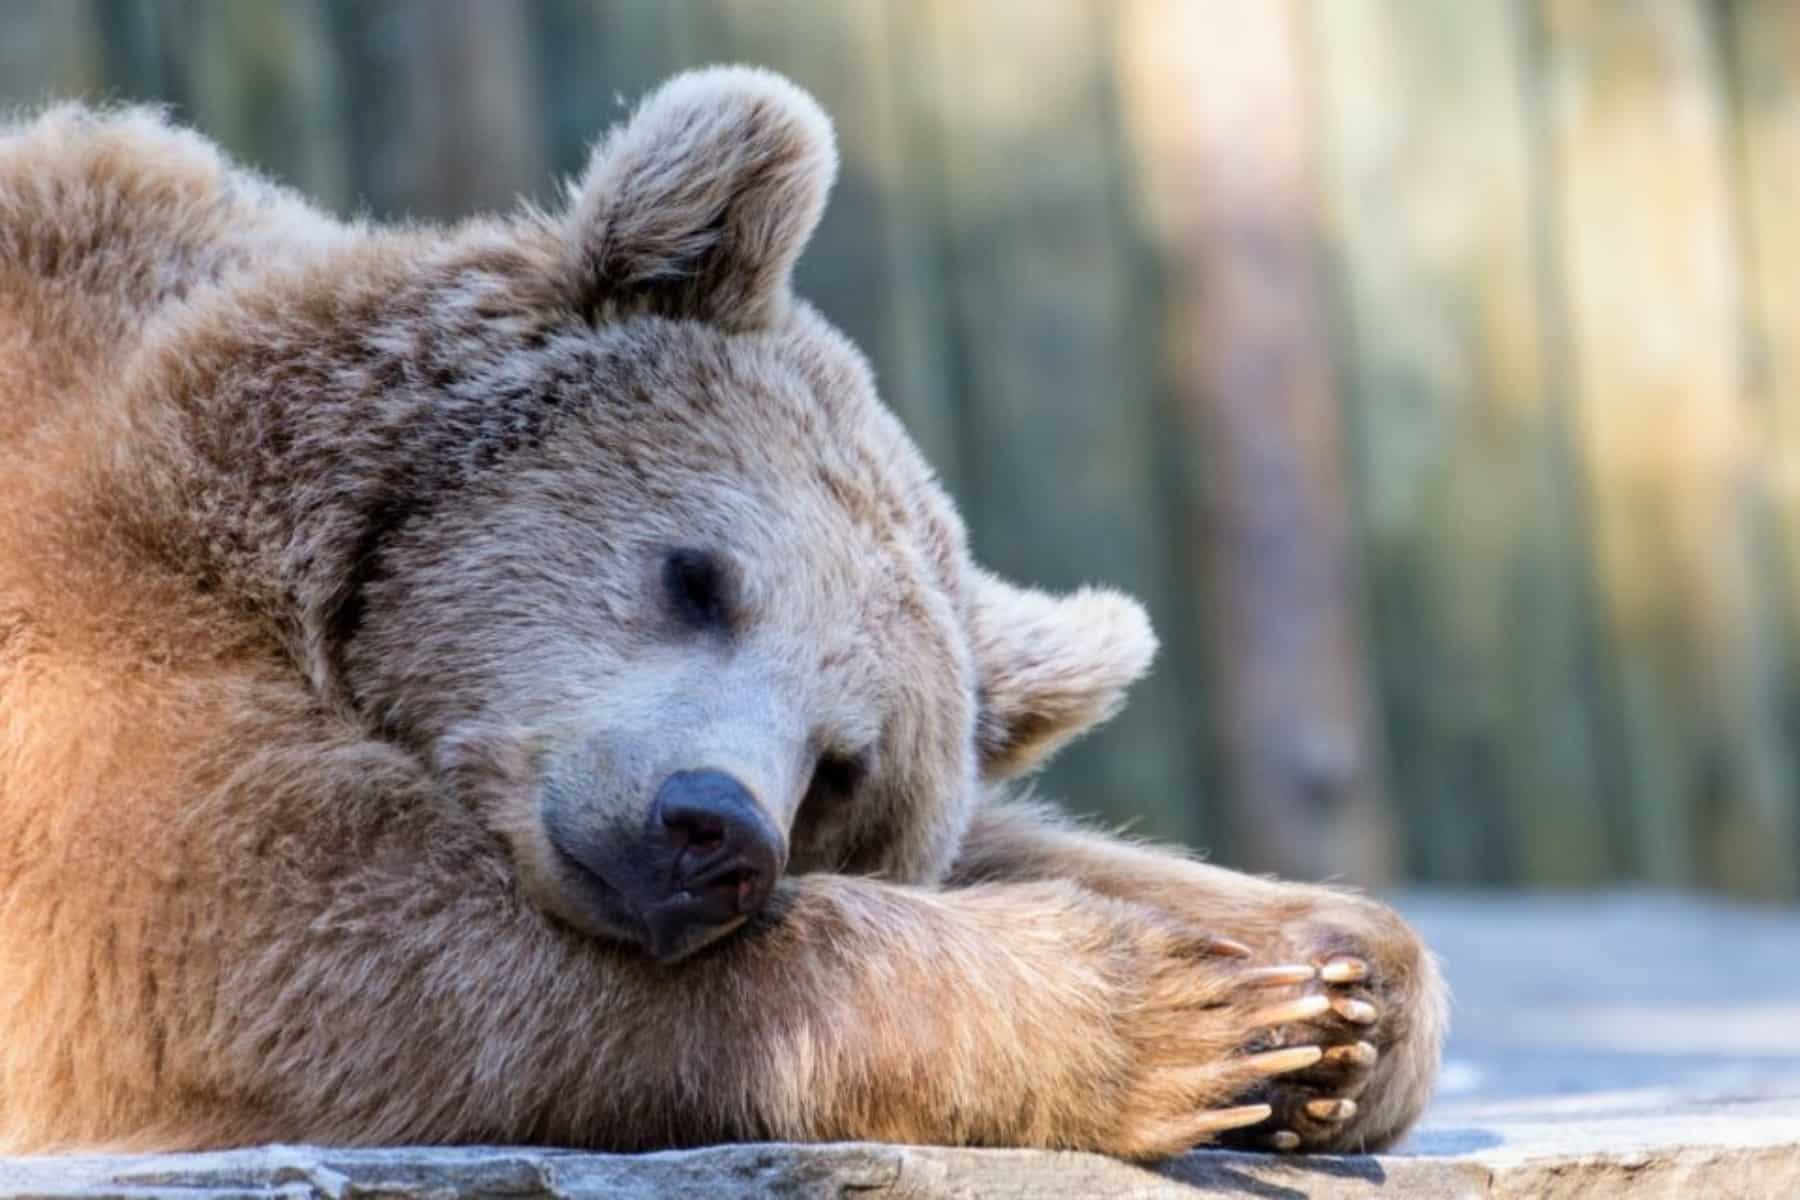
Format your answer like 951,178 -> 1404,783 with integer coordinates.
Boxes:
969,570 -> 1159,782
560,66 -> 836,331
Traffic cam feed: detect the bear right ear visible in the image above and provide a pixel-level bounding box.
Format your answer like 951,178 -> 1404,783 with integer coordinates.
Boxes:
559,66 -> 837,332
969,570 -> 1159,782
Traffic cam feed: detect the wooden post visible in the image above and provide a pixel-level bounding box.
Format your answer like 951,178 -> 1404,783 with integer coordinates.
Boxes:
1308,0 -> 1618,884
530,0 -> 684,181
666,1 -> 963,490
1536,0 -> 1796,895
914,0 -> 1209,848
161,0 -> 351,211
1116,0 -> 1396,883
1725,0 -> 1800,884
330,0 -> 546,220
0,0 -> 101,102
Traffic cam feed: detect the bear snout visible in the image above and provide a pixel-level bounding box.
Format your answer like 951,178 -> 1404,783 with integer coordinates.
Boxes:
643,769 -> 787,955
545,768 -> 788,962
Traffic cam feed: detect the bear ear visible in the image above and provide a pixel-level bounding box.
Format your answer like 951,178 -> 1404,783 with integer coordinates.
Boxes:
560,66 -> 837,331
969,570 -> 1159,781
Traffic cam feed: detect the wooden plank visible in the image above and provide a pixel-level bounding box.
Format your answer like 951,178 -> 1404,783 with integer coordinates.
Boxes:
1728,0 -> 1800,883
671,0 -> 964,492
1536,0 -> 1796,895
150,0 -> 351,210
912,0 -> 1207,848
326,0 -> 546,220
0,1 -> 103,104
87,0 -> 179,108
530,0 -> 685,183
1114,0 -> 1394,880
1308,0 -> 1618,884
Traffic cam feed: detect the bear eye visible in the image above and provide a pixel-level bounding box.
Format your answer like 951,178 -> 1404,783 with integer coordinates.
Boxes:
808,752 -> 868,803
662,547 -> 733,633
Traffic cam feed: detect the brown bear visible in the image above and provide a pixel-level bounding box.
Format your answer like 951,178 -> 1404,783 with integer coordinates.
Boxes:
0,67 -> 1445,1159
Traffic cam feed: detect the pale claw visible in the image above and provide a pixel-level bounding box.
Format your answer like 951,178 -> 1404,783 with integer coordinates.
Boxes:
1170,1046 -> 1319,1101
1241,964 -> 1318,988
1305,1098 -> 1357,1122
1186,1103 -> 1272,1134
1320,956 -> 1369,984
1252,993 -> 1330,1027
1143,1102 -> 1273,1154
1241,1045 -> 1323,1077
1324,1040 -> 1378,1067
1331,996 -> 1379,1025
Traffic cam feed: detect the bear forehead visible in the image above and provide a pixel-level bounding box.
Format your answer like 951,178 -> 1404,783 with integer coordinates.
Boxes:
520,313 -> 970,597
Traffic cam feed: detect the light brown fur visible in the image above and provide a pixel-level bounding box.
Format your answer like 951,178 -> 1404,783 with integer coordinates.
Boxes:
0,70 -> 1444,1158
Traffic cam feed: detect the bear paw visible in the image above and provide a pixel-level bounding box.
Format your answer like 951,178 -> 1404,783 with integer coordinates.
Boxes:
1223,953 -> 1381,1152
1218,911 -> 1445,1155
1094,930 -> 1370,1159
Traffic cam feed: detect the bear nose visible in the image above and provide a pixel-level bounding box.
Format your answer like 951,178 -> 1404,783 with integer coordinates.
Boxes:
642,769 -> 785,959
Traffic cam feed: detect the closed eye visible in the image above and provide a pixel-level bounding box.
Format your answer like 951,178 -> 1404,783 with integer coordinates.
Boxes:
663,547 -> 733,633
808,752 -> 868,802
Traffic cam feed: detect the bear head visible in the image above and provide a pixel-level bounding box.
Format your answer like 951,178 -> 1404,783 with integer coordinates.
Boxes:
267,69 -> 1159,961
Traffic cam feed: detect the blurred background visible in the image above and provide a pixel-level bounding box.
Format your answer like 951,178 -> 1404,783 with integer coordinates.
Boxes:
5,0 -> 1799,901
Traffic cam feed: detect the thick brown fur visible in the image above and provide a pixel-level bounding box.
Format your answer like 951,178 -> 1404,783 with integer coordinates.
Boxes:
0,70 -> 1445,1158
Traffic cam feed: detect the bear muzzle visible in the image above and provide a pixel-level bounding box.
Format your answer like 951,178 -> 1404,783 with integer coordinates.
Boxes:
547,768 -> 788,962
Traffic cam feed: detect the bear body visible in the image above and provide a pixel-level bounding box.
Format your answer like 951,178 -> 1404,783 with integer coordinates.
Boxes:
0,70 -> 1444,1158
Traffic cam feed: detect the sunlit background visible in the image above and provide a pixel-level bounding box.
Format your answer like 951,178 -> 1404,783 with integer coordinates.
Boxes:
6,0 -> 1799,900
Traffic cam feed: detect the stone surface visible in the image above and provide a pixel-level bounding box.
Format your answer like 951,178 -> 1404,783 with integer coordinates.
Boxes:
3,891 -> 1797,1198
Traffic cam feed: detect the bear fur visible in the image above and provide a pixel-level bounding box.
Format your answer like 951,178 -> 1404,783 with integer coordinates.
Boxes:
0,68 -> 1445,1158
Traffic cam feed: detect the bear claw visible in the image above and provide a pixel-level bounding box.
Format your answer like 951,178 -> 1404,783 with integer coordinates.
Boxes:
1242,964 -> 1319,988
1305,1098 -> 1356,1122
1320,956 -> 1369,984
1324,1041 -> 1378,1068
1252,993 -> 1331,1027
1242,1045 -> 1324,1076
1218,947 -> 1388,1154
1189,1103 -> 1273,1134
